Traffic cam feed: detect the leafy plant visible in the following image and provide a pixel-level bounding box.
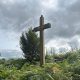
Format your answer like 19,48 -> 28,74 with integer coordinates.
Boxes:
20,28 -> 40,63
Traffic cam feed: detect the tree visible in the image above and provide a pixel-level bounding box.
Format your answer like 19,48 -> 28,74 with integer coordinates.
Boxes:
20,28 -> 40,62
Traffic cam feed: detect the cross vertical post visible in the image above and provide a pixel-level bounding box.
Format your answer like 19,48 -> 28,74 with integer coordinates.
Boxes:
40,15 -> 45,66
32,15 -> 51,66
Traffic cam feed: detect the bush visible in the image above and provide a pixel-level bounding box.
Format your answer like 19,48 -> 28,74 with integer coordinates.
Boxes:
20,28 -> 40,63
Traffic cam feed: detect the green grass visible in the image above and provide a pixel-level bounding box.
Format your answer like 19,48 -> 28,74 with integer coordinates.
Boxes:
0,50 -> 80,80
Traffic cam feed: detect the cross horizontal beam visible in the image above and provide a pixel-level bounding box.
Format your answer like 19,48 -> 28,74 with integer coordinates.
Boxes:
32,23 -> 51,32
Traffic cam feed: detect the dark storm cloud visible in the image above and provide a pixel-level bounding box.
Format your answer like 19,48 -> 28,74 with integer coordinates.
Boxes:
0,0 -> 42,32
1,0 -> 80,38
45,0 -> 80,40
0,0 -> 80,44
0,0 -> 80,52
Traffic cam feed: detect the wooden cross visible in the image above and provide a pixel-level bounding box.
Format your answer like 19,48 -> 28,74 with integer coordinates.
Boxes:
33,15 -> 51,66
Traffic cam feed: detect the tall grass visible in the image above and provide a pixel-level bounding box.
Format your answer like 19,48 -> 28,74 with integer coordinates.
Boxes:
0,50 -> 80,80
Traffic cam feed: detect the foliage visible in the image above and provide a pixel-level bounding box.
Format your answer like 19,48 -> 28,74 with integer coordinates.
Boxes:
0,50 -> 80,79
20,28 -> 40,63
45,54 -> 53,63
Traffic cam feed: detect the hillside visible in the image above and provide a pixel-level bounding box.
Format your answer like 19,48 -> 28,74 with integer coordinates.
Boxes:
0,50 -> 80,80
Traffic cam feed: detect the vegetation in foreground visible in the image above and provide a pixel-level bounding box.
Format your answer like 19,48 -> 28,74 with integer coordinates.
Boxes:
0,50 -> 80,80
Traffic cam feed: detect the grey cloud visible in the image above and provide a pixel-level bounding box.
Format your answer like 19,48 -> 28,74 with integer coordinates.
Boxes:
58,0 -> 77,9
0,0 -> 80,38
68,36 -> 80,50
0,0 -> 42,32
45,0 -> 80,41
68,0 -> 80,12
0,0 -> 80,50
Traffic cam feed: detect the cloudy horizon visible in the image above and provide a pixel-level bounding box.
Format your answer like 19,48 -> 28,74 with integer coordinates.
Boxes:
0,0 -> 80,56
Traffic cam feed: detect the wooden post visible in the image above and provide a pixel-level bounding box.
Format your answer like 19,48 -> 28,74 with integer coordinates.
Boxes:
32,15 -> 51,66
40,15 -> 45,66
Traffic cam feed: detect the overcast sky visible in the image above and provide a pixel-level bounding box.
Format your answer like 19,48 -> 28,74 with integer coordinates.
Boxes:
0,0 -> 80,52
